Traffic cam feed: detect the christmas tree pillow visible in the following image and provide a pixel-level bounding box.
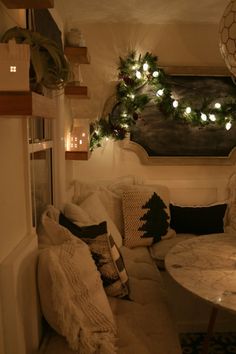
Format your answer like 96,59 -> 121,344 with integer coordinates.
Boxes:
122,189 -> 170,248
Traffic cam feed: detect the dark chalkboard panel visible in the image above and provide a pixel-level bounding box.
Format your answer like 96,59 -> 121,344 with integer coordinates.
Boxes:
131,76 -> 236,157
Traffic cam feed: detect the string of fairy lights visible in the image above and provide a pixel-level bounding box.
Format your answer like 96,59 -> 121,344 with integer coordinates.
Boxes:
90,51 -> 236,150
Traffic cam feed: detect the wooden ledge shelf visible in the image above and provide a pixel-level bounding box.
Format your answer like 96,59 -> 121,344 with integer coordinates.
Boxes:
64,47 -> 90,64
0,91 -> 56,119
65,151 -> 90,160
64,85 -> 89,98
1,0 -> 54,8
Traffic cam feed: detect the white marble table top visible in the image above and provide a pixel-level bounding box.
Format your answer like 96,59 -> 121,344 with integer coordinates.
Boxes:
165,233 -> 236,313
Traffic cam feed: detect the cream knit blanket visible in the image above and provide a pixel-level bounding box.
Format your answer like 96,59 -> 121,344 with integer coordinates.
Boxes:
46,241 -> 117,354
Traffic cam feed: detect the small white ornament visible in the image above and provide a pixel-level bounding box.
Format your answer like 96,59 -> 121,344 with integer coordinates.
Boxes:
143,62 -> 149,71
209,114 -> 216,122
152,71 -> 159,77
173,100 -> 178,108
201,113 -> 207,121
214,102 -> 221,109
185,107 -> 191,114
135,70 -> 142,79
225,121 -> 232,130
156,89 -> 164,97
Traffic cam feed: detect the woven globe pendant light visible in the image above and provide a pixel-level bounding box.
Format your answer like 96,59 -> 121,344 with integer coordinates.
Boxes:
219,0 -> 236,76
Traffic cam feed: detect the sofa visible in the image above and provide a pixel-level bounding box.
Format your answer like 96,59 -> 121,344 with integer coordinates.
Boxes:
36,175 -> 231,354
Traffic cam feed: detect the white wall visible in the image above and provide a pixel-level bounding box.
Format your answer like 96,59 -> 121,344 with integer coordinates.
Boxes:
0,7 -> 64,354
0,7 -> 28,353
0,6 -> 29,263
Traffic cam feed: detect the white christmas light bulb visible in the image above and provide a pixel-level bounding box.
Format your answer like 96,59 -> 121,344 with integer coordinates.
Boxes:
143,62 -> 149,71
201,113 -> 207,121
156,89 -> 164,97
185,107 -> 191,114
152,71 -> 159,77
214,102 -> 221,109
209,114 -> 216,122
135,70 -> 142,79
130,93 -> 135,100
173,100 -> 178,108
122,112 -> 127,117
225,121 -> 232,130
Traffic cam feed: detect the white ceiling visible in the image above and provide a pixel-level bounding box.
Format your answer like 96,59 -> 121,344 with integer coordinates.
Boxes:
56,0 -> 230,26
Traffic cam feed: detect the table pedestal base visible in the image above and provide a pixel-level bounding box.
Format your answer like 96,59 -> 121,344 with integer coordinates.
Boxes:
201,307 -> 218,354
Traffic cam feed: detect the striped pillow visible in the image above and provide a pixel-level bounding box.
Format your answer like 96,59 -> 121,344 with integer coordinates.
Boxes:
59,213 -> 129,298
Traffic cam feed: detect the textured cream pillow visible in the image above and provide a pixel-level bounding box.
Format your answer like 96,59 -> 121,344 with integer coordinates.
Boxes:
122,188 -> 171,248
38,239 -> 117,353
79,192 -> 123,248
37,205 -> 74,247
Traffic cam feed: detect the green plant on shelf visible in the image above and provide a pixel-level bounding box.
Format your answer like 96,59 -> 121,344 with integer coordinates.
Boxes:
1,26 -> 73,92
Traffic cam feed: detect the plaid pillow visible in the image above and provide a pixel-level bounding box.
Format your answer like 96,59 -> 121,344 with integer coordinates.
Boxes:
59,213 -> 129,298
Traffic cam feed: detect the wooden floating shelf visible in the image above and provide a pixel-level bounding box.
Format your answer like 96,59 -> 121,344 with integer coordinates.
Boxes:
65,151 -> 90,160
64,47 -> 90,64
64,85 -> 89,98
1,0 -> 54,8
0,91 -> 56,119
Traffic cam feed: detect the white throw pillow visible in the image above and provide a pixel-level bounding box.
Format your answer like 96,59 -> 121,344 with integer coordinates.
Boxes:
64,202 -> 97,226
96,189 -> 124,235
71,176 -> 141,235
78,192 -> 123,248
72,175 -> 138,204
38,239 -> 117,353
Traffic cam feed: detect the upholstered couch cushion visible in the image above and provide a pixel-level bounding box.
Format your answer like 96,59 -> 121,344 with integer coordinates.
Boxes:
108,246 -> 182,354
40,246 -> 182,354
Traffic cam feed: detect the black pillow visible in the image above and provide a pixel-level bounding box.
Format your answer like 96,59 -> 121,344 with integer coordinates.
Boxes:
59,212 -> 107,238
170,203 -> 227,235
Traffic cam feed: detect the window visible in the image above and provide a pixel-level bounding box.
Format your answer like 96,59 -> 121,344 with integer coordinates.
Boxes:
29,117 -> 54,227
